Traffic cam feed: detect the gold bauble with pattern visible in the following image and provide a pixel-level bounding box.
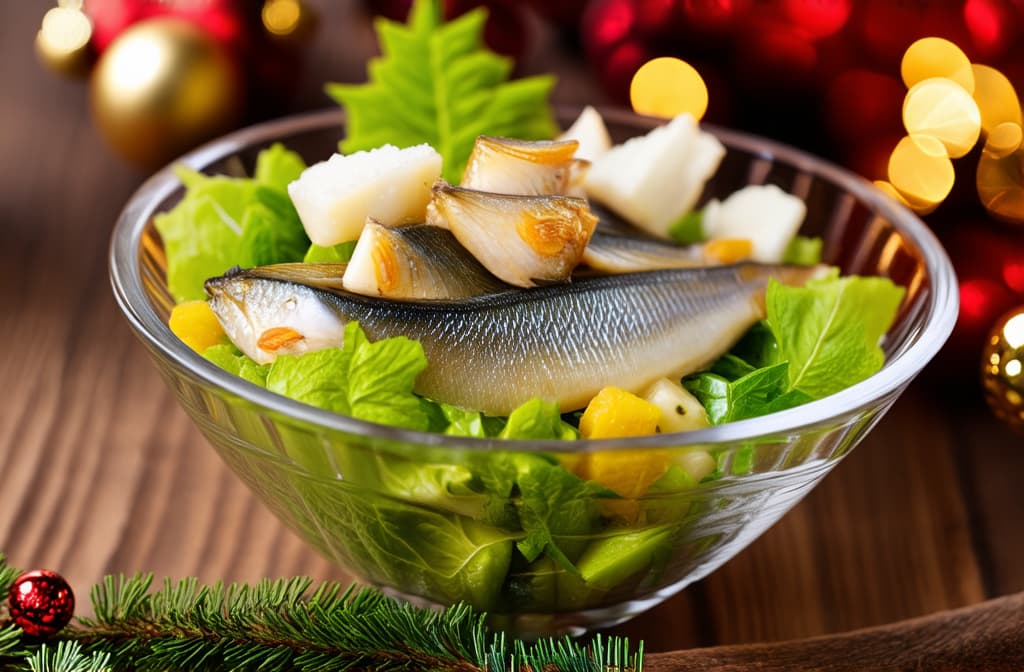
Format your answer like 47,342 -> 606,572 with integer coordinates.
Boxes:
981,306 -> 1024,434
90,17 -> 244,168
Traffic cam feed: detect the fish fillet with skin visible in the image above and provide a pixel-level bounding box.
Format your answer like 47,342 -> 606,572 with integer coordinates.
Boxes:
206,263 -> 825,415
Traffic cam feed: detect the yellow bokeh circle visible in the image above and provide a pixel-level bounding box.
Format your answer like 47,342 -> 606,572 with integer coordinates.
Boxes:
902,77 -> 981,158
630,57 -> 709,121
901,37 -> 974,93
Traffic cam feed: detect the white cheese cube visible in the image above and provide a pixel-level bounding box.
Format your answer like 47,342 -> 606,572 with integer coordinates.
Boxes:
288,143 -> 442,247
584,113 -> 726,238
702,184 -> 806,263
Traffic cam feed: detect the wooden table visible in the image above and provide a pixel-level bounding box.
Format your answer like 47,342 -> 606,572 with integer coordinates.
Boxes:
2,0 -> 1022,659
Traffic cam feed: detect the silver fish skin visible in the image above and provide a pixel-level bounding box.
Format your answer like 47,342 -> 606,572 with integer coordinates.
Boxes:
583,230 -> 707,273
205,263 -> 825,415
343,221 -> 508,300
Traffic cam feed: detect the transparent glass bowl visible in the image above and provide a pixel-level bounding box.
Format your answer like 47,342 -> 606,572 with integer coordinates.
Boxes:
110,108 -> 958,637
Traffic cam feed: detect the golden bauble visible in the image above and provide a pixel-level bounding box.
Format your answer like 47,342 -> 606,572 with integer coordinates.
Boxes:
90,17 -> 244,168
981,306 -> 1024,434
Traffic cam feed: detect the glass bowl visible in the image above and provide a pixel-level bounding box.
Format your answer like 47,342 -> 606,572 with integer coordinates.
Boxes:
110,108 -> 957,637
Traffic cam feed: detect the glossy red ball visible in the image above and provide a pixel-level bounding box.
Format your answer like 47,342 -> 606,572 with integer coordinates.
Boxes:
7,570 -> 75,638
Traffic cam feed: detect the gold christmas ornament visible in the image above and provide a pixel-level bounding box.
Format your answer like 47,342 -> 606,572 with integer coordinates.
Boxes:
90,17 -> 244,168
35,3 -> 94,77
981,306 -> 1024,434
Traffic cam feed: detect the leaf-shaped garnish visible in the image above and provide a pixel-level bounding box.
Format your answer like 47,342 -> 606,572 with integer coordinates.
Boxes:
326,0 -> 558,182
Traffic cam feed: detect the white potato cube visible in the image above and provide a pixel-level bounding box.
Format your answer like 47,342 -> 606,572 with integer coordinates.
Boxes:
678,450 -> 717,482
584,113 -> 725,238
702,184 -> 806,263
642,377 -> 710,433
288,144 -> 442,247
557,105 -> 612,162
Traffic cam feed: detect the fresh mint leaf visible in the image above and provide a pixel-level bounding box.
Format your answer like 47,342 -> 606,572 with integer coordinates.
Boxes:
202,344 -> 270,386
304,241 -> 357,263
326,0 -> 557,182
499,398 -> 578,441
766,275 -> 905,398
782,235 -> 823,265
265,322 -> 430,431
668,209 -> 705,244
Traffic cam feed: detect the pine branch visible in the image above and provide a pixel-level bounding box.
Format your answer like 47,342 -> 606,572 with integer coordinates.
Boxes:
25,642 -> 110,672
0,555 -> 642,672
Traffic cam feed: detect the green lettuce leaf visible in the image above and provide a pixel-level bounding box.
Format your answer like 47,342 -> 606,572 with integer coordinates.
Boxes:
326,0 -> 557,182
265,322 -> 430,431
202,345 -> 270,387
513,457 -> 614,575
684,362 -> 812,425
253,142 -> 307,191
782,235 -> 824,265
317,486 -> 517,611
766,274 -> 905,399
668,209 -> 705,244
155,145 -> 309,302
499,398 -> 579,441
303,241 -> 357,263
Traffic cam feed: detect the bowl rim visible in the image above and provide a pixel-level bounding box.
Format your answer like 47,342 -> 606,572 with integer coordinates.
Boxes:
109,106 -> 959,453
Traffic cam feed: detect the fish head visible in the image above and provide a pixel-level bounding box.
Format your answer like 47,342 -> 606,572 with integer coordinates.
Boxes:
204,268 -> 347,365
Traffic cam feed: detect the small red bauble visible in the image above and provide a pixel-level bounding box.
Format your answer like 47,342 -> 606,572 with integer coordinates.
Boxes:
7,570 -> 75,638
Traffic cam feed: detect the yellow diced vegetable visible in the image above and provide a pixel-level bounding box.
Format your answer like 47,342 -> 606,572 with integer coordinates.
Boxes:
577,387 -> 668,522
579,386 -> 661,439
169,300 -> 227,353
703,237 -> 753,264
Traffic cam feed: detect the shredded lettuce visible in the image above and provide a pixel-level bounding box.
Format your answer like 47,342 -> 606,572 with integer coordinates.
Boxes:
155,144 -> 309,302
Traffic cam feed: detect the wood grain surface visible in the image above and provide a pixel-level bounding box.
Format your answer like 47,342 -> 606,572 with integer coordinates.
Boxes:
2,0 -> 1023,664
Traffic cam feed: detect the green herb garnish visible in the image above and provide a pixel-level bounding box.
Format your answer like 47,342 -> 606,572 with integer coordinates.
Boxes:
326,0 -> 558,182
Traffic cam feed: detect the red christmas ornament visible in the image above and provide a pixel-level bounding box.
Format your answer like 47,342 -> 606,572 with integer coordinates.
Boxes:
85,0 -> 246,53
7,570 -> 75,638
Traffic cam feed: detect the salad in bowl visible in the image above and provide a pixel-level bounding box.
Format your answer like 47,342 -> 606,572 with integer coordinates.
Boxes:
111,100 -> 956,636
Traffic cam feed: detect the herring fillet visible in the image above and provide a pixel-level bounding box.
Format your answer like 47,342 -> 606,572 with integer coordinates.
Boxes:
206,264 -> 821,415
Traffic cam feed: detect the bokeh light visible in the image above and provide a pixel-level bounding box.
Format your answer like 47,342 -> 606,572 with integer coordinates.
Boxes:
630,57 -> 708,120
902,77 -> 981,158
971,64 -> 1023,134
901,37 -> 974,92
888,134 -> 955,209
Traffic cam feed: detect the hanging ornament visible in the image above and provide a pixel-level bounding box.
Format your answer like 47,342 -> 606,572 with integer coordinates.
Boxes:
89,17 -> 245,168
981,306 -> 1024,432
7,570 -> 75,638
36,0 -> 316,167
